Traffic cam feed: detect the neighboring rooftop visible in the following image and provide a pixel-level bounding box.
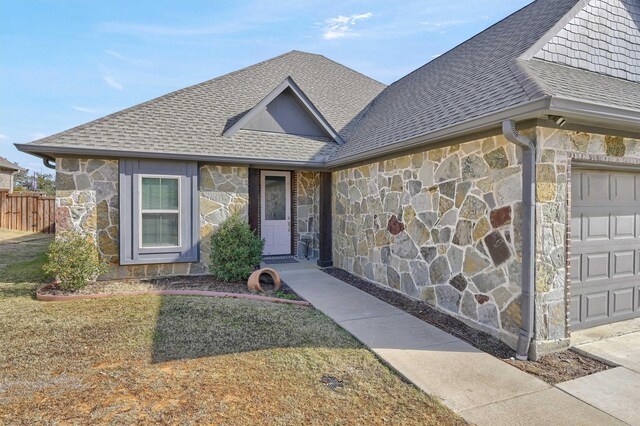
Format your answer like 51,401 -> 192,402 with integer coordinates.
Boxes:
0,157 -> 23,171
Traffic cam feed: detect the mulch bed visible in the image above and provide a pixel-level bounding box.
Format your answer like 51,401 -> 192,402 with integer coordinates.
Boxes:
323,267 -> 609,385
38,274 -> 303,301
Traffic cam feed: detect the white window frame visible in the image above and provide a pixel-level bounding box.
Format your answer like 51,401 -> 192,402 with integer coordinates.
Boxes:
138,174 -> 182,249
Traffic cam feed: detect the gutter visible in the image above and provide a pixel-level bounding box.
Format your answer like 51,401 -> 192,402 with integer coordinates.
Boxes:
501,120 -> 536,361
14,144 -> 327,171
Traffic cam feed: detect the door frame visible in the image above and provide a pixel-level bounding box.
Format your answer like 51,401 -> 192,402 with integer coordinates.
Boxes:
260,170 -> 292,256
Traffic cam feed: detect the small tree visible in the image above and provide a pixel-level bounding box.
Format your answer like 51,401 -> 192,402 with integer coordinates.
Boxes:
210,214 -> 264,282
43,231 -> 108,290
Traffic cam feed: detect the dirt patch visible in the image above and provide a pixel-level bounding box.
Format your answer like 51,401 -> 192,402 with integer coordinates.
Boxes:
39,274 -> 303,301
323,267 -> 609,385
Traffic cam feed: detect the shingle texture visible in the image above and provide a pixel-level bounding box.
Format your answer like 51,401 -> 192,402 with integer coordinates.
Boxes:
0,157 -> 22,171
534,0 -> 640,82
331,0 -> 581,162
25,51 -> 385,163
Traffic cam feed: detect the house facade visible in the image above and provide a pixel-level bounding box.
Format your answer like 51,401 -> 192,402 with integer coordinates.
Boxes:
0,157 -> 23,192
17,0 -> 640,359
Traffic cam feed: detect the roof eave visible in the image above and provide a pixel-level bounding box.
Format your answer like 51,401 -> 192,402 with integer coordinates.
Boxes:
328,97 -> 553,168
13,143 -> 329,171
547,97 -> 640,133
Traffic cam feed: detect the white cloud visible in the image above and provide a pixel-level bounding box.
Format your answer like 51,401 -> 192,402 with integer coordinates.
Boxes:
103,75 -> 124,91
29,132 -> 46,141
322,12 -> 373,40
0,134 -> 7,140
72,105 -> 100,114
421,16 -> 489,31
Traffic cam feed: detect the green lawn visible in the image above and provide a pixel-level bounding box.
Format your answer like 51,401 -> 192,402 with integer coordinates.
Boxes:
0,229 -> 464,425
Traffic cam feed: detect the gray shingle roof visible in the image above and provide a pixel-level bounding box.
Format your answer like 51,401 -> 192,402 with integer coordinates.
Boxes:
331,0 -> 582,162
0,157 -> 22,171
21,51 -> 385,164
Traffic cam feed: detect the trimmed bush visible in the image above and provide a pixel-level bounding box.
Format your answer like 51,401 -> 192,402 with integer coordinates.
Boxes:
210,214 -> 264,282
43,231 -> 108,291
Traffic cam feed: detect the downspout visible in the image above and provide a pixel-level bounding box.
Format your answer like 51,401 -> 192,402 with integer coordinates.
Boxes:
43,158 -> 56,169
502,120 -> 536,361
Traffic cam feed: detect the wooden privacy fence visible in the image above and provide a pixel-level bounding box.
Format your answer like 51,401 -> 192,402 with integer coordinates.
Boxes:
0,190 -> 55,234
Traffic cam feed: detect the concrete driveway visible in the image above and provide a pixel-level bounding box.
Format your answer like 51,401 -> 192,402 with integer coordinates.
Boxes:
559,319 -> 640,425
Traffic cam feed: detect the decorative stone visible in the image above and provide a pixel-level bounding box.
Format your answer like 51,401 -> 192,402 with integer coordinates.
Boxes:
500,299 -> 521,335
401,273 -> 420,298
490,206 -> 512,228
435,285 -> 461,313
387,266 -> 401,289
473,217 -> 490,241
449,274 -> 467,291
472,269 -> 506,293
410,260 -> 429,285
461,291 -> 478,320
390,175 -> 403,192
407,218 -> 430,246
459,195 -> 487,220
463,247 -> 490,274
381,246 -> 391,264
474,294 -> 490,304
439,181 -> 455,199
484,231 -> 511,266
408,180 -> 422,196
605,135 -> 625,157
494,173 -> 520,206
421,286 -> 436,306
434,155 -> 460,182
387,215 -> 405,235
483,147 -> 508,169
455,181 -> 471,208
439,196 -> 454,216
429,256 -> 451,284
492,286 -> 513,310
420,246 -> 438,263
447,246 -> 463,274
392,232 -> 419,259
536,164 -> 557,202
452,220 -> 473,246
483,192 -> 496,209
461,154 -> 489,180
478,303 -> 499,329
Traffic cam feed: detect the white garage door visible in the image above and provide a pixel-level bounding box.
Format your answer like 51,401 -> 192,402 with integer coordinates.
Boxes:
571,168 -> 640,330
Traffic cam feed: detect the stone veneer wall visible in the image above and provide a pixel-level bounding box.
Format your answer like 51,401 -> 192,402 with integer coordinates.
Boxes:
56,158 -> 248,279
333,135 -> 527,347
297,171 -> 320,259
0,169 -> 14,191
534,128 -> 640,352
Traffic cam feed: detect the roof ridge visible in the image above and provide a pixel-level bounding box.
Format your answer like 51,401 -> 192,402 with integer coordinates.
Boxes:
27,50 -> 304,146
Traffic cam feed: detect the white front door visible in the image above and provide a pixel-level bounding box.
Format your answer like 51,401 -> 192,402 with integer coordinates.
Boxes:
261,171 -> 291,255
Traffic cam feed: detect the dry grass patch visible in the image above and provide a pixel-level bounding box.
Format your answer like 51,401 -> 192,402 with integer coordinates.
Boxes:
0,232 -> 464,425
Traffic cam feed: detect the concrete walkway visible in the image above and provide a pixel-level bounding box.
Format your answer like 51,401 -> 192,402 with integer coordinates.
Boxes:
271,262 -> 627,425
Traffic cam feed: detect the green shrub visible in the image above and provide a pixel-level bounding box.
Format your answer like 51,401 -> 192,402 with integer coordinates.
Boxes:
210,214 -> 264,282
43,231 -> 108,291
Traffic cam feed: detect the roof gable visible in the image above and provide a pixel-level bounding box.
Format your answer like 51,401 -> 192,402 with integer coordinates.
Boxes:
223,77 -> 343,143
528,0 -> 640,82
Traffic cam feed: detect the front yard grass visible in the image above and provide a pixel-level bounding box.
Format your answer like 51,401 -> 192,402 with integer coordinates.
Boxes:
0,230 -> 464,425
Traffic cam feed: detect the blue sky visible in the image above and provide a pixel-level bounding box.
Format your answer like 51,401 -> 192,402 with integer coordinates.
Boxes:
1,0 -> 530,172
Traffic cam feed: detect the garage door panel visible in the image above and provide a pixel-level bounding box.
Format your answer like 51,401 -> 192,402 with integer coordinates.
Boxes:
585,292 -> 609,321
586,215 -> 610,240
612,250 -> 635,278
611,173 -> 636,202
613,214 -> 636,239
571,168 -> 640,330
584,252 -> 609,281
585,173 -> 610,203
612,288 -> 634,316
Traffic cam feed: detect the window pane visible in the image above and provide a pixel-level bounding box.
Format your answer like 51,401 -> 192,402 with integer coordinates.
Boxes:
160,179 -> 179,209
142,213 -> 179,247
142,177 -> 179,210
142,178 -> 161,209
265,176 -> 286,220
